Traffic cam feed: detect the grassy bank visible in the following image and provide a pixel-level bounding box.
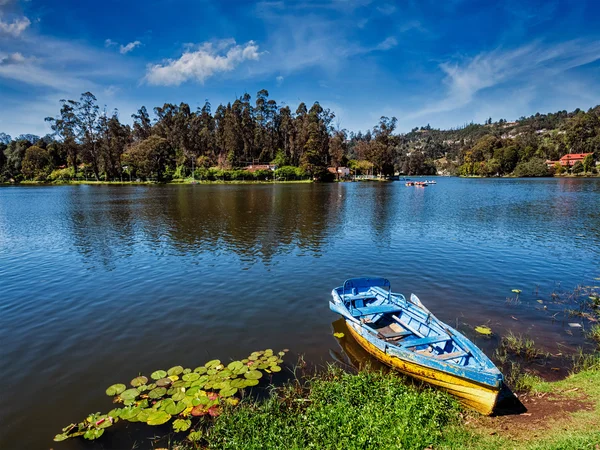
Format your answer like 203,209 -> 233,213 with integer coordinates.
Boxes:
11,178 -> 313,186
164,357 -> 600,450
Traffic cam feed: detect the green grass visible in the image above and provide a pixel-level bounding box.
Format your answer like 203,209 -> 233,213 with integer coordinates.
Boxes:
186,367 -> 460,450
161,358 -> 600,450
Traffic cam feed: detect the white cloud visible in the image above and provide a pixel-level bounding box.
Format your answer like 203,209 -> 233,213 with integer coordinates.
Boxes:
411,40 -> 600,118
0,15 -> 30,37
376,36 -> 397,51
120,40 -> 141,54
145,39 -> 261,86
276,75 -> 284,86
105,39 -> 117,47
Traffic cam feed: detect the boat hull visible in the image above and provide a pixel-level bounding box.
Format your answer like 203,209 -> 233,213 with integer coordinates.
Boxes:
346,321 -> 500,415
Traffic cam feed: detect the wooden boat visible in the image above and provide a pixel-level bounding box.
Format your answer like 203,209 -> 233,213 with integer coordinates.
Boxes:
329,277 -> 503,415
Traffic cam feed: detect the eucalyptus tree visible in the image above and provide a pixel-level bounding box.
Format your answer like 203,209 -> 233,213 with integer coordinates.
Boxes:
78,92 -> 102,180
98,110 -> 131,180
131,106 -> 152,142
45,99 -> 81,175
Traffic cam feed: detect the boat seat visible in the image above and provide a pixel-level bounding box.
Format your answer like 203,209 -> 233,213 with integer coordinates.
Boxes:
351,305 -> 404,317
380,330 -> 412,340
344,293 -> 377,301
401,335 -> 449,348
434,351 -> 466,361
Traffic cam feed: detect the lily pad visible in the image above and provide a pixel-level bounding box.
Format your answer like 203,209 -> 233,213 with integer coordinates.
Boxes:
119,406 -> 141,420
173,418 -> 191,432
511,289 -> 522,294
83,428 -> 104,440
156,377 -> 172,387
120,388 -> 140,401
165,400 -> 186,415
205,359 -> 221,368
54,433 -> 69,442
182,372 -> 200,382
107,408 -> 122,418
130,376 -> 148,387
148,387 -> 167,399
167,366 -> 184,376
146,410 -> 171,426
227,361 -> 244,371
244,378 -> 259,387
151,370 -> 167,380
474,326 -> 492,335
192,395 -> 210,406
333,332 -> 345,338
172,390 -> 186,401
244,370 -> 262,380
194,366 -> 207,374
106,383 -> 126,396
219,386 -> 237,397
270,365 -> 282,372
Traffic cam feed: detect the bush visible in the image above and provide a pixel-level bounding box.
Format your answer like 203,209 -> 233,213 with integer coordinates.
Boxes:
572,161 -> 584,174
48,167 -> 75,182
253,169 -> 271,181
513,158 -> 550,177
274,165 -> 305,180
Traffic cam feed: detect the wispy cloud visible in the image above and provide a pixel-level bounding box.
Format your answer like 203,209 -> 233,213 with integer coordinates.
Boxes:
276,75 -> 284,86
0,14 -> 30,37
104,39 -> 117,47
376,36 -> 397,51
120,40 -> 141,54
376,4 -> 396,15
410,40 -> 600,118
145,39 -> 261,86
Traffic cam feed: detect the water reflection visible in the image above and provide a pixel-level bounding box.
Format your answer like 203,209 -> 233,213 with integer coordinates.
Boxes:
65,184 -> 353,267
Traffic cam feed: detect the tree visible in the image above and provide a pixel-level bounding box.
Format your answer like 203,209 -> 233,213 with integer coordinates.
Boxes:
78,92 -> 101,180
131,106 -> 152,142
554,161 -> 565,175
122,136 -> 172,181
3,139 -> 32,178
21,146 -> 52,180
46,99 -> 80,176
513,158 -> 550,177
571,161 -> 584,174
582,154 -> 594,173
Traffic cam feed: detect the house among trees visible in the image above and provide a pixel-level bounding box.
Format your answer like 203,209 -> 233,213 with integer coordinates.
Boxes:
245,163 -> 277,172
545,153 -> 593,168
327,166 -> 351,179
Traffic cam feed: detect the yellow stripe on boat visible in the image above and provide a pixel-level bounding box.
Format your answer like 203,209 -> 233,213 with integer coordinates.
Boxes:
347,323 -> 499,415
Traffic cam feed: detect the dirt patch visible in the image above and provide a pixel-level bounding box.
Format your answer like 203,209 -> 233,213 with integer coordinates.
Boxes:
469,390 -> 594,440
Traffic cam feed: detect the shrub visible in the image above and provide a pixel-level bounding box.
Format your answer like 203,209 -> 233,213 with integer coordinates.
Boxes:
253,169 -> 271,181
274,165 -> 303,180
48,167 -> 75,182
513,158 -> 550,177
572,161 -> 584,174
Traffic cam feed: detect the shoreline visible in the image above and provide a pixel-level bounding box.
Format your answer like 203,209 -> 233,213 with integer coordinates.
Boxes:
3,173 -> 600,186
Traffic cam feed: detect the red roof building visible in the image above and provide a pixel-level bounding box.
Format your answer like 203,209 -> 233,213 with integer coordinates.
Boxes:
546,153 -> 592,168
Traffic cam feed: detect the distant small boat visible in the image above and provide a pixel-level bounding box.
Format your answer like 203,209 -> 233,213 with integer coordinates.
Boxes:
329,277 -> 504,415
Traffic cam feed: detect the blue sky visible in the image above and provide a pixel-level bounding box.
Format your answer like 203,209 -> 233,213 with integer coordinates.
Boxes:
1,0 -> 600,137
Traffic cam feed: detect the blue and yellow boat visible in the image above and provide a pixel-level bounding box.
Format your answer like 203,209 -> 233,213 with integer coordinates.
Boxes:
329,277 -> 504,415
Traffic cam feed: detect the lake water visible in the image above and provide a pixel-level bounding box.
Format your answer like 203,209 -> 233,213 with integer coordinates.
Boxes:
1,178 -> 599,449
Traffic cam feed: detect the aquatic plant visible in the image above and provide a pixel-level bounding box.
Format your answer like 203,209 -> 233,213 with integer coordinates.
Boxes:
54,349 -> 288,444
474,325 -> 492,336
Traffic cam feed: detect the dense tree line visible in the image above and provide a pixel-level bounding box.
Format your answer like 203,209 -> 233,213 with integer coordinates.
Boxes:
1,91 -> 599,183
